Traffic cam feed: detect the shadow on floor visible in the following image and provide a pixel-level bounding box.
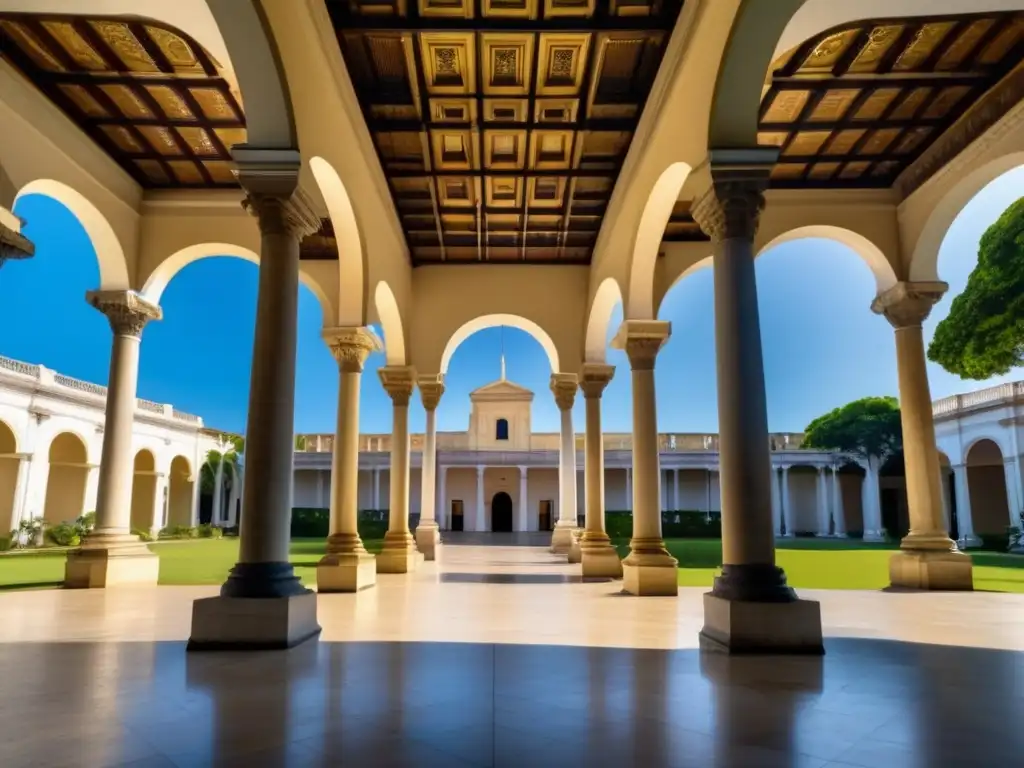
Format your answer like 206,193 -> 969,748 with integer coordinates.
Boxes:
0,637 -> 1020,766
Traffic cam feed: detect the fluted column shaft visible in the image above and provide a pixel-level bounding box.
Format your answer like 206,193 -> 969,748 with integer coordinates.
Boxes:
415,375 -> 444,559
550,373 -> 579,553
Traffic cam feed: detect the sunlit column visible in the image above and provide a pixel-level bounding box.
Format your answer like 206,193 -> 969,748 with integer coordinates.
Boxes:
549,373 -> 579,554
1003,459 -> 1020,529
692,153 -> 821,653
518,466 -> 528,532
318,327 -> 379,592
377,366 -> 421,573
780,465 -> 792,537
415,374 -> 444,560
437,466 -> 448,529
579,363 -> 621,578
612,320 -> 677,596
873,282 -> 971,589
861,459 -> 884,541
189,156 -> 321,650
831,465 -> 846,537
672,469 -> 680,512
372,467 -> 380,511
150,472 -> 167,534
815,466 -> 829,536
475,465 -> 485,531
952,464 -> 978,547
625,466 -> 631,509
65,291 -> 162,589
770,465 -> 782,536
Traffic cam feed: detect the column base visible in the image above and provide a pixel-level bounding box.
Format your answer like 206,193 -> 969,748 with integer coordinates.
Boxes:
376,532 -> 423,574
414,522 -> 441,561
187,591 -> 320,651
699,593 -> 824,655
889,548 -> 973,591
581,543 -> 623,579
567,530 -> 583,563
622,541 -> 678,596
64,538 -> 159,588
549,521 -> 575,554
317,552 -> 377,592
862,529 -> 886,542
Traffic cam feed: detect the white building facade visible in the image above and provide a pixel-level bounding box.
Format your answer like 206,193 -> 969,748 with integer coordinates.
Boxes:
0,355 -> 214,536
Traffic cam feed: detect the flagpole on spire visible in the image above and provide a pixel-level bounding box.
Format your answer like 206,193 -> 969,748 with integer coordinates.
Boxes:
500,325 -> 506,381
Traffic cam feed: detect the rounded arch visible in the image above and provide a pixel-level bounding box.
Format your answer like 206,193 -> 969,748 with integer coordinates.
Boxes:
965,437 -> 1011,537
310,156 -> 364,325
43,431 -> 89,524
440,314 -> 560,374
130,448 -> 158,533
139,243 -> 333,321
48,431 -> 87,463
168,455 -> 194,528
15,179 -> 129,289
964,433 -> 1012,462
0,419 -> 17,454
0,421 -> 18,535
584,277 -> 624,363
133,449 -> 156,473
374,280 -> 406,366
909,152 -> 1024,283
758,225 -> 899,294
626,162 -> 692,319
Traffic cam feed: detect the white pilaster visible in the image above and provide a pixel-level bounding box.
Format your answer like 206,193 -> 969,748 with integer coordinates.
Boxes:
831,466 -> 846,537
625,467 -> 631,510
770,465 -> 782,536
1003,458 -> 1021,528
372,468 -> 380,511
438,465 -> 448,530
672,468 -> 680,511
952,464 -> 979,547
815,466 -> 829,536
780,465 -> 793,537
475,465 -> 485,532
861,457 -> 885,541
518,465 -> 528,532
151,472 -> 167,533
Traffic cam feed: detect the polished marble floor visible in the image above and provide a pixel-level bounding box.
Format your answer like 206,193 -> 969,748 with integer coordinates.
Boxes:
1,543 -> 1023,767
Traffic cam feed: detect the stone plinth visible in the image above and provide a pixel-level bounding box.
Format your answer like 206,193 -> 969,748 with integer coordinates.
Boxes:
581,546 -> 623,579
889,549 -> 973,590
415,524 -> 441,562
64,544 -> 159,588
187,591 -> 320,651
622,551 -> 678,596
567,529 -> 583,563
316,552 -> 377,592
699,593 -> 824,655
550,522 -> 575,555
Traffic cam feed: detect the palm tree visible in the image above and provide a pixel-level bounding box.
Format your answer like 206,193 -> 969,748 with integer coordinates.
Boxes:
204,435 -> 243,526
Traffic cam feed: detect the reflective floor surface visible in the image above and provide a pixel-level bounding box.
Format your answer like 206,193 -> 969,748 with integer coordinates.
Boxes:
1,544 -> 1023,767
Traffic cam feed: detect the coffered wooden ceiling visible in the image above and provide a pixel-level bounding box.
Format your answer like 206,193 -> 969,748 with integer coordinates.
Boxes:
760,12 -> 1024,188
327,0 -> 684,265
0,13 -> 246,188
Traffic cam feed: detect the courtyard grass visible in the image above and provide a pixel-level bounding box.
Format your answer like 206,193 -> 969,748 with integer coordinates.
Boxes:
0,536 -> 1023,592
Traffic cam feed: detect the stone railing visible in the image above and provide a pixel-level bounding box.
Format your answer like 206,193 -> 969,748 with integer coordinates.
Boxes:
0,354 -> 201,425
933,381 -> 1024,418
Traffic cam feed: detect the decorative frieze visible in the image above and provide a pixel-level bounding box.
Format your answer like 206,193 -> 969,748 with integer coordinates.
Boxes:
86,290 -> 162,338
871,281 -> 948,329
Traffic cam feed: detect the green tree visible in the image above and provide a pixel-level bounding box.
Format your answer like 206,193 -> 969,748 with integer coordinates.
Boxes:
928,196 -> 1024,379
802,396 -> 902,463
201,434 -> 244,524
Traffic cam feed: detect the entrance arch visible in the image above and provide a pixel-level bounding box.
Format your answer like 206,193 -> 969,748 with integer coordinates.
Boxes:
966,439 -> 1011,538
168,456 -> 194,528
130,450 -> 158,533
0,421 -> 18,533
491,492 -> 513,533
43,432 -> 88,524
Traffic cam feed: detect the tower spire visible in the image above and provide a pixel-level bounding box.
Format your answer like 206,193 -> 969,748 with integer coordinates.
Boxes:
500,325 -> 506,381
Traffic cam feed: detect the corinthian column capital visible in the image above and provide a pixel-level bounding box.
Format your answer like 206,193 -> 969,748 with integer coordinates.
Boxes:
871,281 -> 948,329
235,148 -> 321,239
379,365 -> 416,407
86,290 -> 162,338
417,374 -> 445,411
611,320 -> 670,371
323,326 -> 381,373
691,149 -> 777,242
550,373 -> 578,411
579,363 -> 615,399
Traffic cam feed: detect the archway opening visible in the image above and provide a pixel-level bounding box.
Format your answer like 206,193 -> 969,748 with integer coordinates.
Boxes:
879,453 -> 908,540
0,421 -> 18,534
43,432 -> 88,525
966,439 -> 1010,544
491,491 -> 513,533
168,456 -> 193,528
130,450 -> 157,534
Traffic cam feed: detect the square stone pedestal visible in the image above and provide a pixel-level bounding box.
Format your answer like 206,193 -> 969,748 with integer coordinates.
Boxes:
64,547 -> 160,588
622,560 -> 678,596
187,591 -> 321,651
889,549 -> 973,590
549,524 -> 575,555
316,552 -> 377,592
415,526 -> 440,561
581,546 -> 623,579
699,594 -> 824,655
376,547 -> 424,574
567,536 -> 582,563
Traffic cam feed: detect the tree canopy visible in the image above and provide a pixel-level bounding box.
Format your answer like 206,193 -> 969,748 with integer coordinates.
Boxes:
928,196 -> 1024,379
801,396 -> 902,461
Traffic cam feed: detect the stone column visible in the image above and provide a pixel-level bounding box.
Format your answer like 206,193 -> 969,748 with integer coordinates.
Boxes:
518,466 -> 528,531
952,464 -> 980,547
872,282 -> 972,589
65,290 -> 162,589
579,363 -> 621,578
150,472 -> 167,534
415,374 -> 444,560
692,153 -> 821,653
475,465 -> 485,531
189,155 -> 321,650
372,468 -> 380,511
438,466 -> 448,529
317,327 -> 379,592
770,465 -> 782,536
377,366 -> 421,573
1003,459 -> 1021,529
832,466 -> 846,537
779,465 -> 793,537
550,372 -> 579,554
611,320 -> 677,596
815,467 -> 829,536
625,467 -> 631,510
861,458 -> 885,541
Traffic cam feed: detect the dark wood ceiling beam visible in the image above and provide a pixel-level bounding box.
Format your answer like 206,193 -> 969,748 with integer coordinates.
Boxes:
760,116 -> 945,132
369,117 -> 636,132
324,16 -> 675,33
386,168 -> 617,177
772,73 -> 988,89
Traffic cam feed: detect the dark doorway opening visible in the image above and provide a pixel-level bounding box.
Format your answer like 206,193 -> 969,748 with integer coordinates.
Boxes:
492,492 -> 513,532
451,500 -> 464,532
539,499 -> 553,531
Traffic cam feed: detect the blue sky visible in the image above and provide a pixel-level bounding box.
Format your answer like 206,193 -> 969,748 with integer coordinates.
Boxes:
2,168 -> 1022,437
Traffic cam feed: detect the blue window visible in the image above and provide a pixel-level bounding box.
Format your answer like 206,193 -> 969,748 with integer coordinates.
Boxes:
496,418 -> 509,440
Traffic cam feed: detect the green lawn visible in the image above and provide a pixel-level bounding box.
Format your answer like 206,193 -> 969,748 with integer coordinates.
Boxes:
1,537 -> 1023,592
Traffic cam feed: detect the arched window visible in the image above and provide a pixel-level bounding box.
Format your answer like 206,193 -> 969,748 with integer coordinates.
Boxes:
496,418 -> 509,441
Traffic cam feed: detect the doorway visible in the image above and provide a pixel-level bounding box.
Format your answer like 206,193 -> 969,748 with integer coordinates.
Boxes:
451,500 -> 464,532
491,492 -> 513,532
539,499 -> 553,531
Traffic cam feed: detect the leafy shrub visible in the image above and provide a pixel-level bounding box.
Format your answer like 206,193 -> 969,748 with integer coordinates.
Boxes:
291,507 -> 329,538
196,524 -> 223,539
0,536 -> 11,552
604,511 -> 722,540
158,525 -> 197,540
131,528 -> 154,542
76,511 -> 96,533
46,522 -> 80,547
